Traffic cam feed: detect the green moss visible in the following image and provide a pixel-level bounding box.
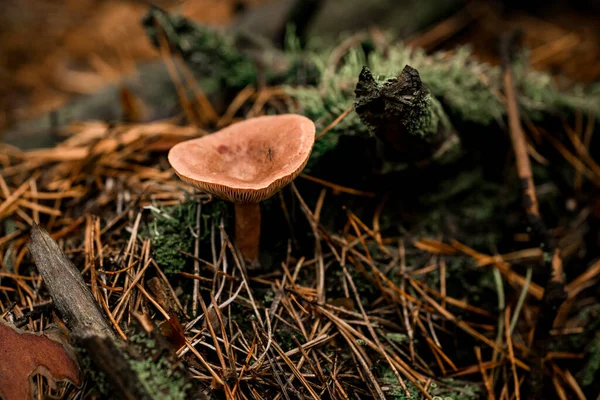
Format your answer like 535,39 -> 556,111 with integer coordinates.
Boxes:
555,304 -> 600,351
140,12 -> 599,174
148,202 -> 197,275
148,200 -> 226,275
547,305 -> 600,387
143,7 -> 257,89
286,38 -> 599,169
286,47 -> 370,172
140,11 -> 599,135
287,57 -> 369,172
420,169 -> 483,205
288,43 -> 504,139
423,255 -> 496,307
272,327 -> 305,353
513,53 -> 599,121
402,46 -> 505,125
560,305 -> 600,387
580,337 -> 600,387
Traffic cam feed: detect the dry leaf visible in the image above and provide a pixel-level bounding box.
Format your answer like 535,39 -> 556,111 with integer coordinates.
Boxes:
159,316 -> 187,350
0,319 -> 80,400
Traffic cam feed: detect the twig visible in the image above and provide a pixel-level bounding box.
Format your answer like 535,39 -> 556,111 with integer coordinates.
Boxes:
504,307 -> 521,400
27,224 -> 114,340
300,174 -> 376,197
315,105 -> 354,140
509,266 -> 532,335
155,22 -> 201,128
500,31 -> 567,398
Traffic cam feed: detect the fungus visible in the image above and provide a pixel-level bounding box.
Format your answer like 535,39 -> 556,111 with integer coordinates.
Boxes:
168,114 -> 315,266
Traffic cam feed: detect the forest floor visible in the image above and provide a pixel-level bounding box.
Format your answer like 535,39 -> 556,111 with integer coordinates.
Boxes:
1,1 -> 600,399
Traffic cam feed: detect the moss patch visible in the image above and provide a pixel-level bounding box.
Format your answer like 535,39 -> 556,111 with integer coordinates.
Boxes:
148,199 -> 227,275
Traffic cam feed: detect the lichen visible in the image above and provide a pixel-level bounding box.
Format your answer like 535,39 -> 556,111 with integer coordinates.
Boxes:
381,375 -> 481,400
76,346 -> 110,396
126,331 -> 192,400
380,367 -> 420,400
435,378 -> 482,400
385,333 -> 409,345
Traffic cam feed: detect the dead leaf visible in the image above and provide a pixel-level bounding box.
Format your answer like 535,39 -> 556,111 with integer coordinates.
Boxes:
0,319 -> 80,400
159,316 -> 187,350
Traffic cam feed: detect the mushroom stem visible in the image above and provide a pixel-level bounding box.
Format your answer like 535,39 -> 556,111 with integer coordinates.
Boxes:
234,203 -> 261,265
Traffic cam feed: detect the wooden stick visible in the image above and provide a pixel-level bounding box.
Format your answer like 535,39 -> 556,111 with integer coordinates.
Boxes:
28,224 -> 204,399
27,223 -> 114,340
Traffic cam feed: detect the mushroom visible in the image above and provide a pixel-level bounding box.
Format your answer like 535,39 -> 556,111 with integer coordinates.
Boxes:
168,114 -> 315,266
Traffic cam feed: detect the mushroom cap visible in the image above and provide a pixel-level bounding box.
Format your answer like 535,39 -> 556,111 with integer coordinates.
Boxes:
168,114 -> 315,203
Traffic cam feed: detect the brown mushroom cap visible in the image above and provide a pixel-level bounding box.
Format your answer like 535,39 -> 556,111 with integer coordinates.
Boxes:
168,114 -> 315,203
